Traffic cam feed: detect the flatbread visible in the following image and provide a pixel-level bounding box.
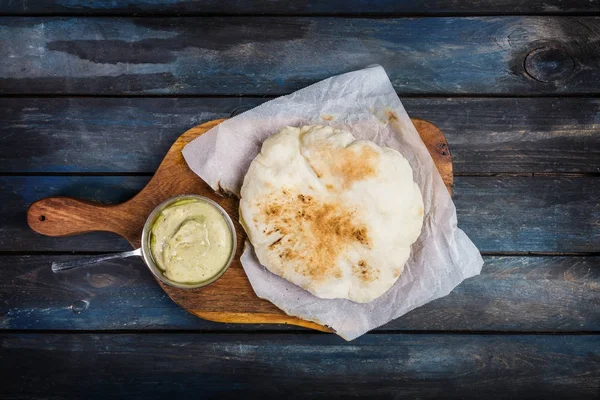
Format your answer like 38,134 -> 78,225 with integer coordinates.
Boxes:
239,125 -> 424,303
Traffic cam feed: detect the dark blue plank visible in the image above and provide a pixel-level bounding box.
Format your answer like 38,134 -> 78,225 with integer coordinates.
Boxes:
1,175 -> 597,252
1,17 -> 598,95
1,255 -> 598,331
0,254 -> 222,331
0,98 -> 241,174
2,97 -> 599,174
1,333 -> 599,399
454,177 -> 600,252
0,175 -> 148,252
2,0 -> 597,15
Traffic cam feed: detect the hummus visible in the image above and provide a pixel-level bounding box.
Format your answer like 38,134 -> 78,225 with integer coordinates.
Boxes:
150,198 -> 234,284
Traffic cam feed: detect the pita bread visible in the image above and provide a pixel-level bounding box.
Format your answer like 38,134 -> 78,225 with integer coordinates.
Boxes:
239,125 -> 424,303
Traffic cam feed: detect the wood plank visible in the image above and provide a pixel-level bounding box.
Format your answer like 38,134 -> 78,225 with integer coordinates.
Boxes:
0,176 -> 146,252
2,176 -> 598,253
2,0 -> 597,15
0,98 -> 236,174
1,333 -> 599,399
454,176 -> 600,252
0,254 -> 219,331
1,255 -> 598,331
1,17 -> 599,95
406,98 -> 600,174
2,97 -> 599,174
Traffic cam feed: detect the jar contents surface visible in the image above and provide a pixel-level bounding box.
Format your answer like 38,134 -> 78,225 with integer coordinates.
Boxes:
150,199 -> 234,284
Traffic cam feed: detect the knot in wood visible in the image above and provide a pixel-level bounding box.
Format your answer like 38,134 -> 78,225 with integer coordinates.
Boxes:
524,47 -> 575,83
70,300 -> 89,314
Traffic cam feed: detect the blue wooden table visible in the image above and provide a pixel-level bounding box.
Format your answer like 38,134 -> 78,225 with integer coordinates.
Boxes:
1,2 -> 599,398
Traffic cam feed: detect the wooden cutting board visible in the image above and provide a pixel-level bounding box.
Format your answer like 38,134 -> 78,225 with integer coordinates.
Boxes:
28,118 -> 453,332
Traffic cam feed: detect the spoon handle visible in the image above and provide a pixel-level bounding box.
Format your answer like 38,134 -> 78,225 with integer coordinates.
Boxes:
51,248 -> 143,273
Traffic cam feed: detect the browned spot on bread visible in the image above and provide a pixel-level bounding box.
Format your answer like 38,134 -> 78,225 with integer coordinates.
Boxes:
321,114 -> 335,121
353,227 -> 369,245
281,248 -> 297,260
297,194 -> 312,203
265,204 -> 281,216
352,260 -> 380,283
268,237 -> 283,249
418,207 -> 424,217
393,268 -> 402,278
306,144 -> 379,189
337,146 -> 378,187
258,188 -> 371,282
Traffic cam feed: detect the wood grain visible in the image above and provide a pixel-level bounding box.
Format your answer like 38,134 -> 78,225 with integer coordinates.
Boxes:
2,97 -> 598,174
5,175 -> 598,253
2,255 -> 599,332
1,17 -> 599,95
454,177 -> 600,252
1,8 -> 599,399
3,0 -> 598,15
2,333 -> 599,399
25,118 -> 452,331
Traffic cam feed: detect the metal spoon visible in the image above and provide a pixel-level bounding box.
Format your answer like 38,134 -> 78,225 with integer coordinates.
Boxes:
51,248 -> 142,273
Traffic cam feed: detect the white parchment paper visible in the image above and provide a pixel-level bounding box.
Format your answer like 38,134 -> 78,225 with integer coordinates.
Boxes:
183,65 -> 483,340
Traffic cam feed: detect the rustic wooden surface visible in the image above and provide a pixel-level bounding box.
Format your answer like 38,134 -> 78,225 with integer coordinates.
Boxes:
3,1 -> 599,15
25,118 -> 453,332
1,98 -> 598,174
1,17 -> 599,95
1,2 -> 600,398
1,333 -> 599,399
2,255 -> 599,331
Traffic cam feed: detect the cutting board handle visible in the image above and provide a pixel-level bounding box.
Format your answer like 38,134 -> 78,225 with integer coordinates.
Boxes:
27,197 -> 142,244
